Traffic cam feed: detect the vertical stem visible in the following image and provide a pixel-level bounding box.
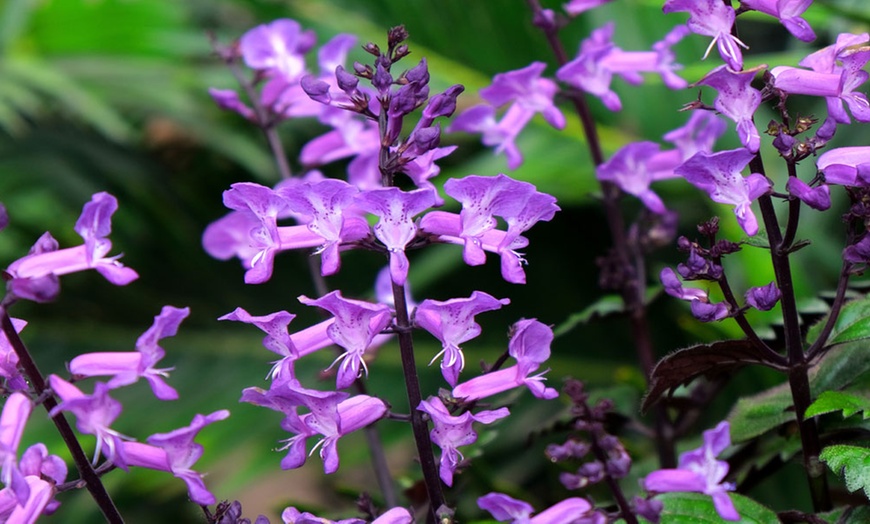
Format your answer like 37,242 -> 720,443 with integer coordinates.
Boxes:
0,305 -> 124,524
753,153 -> 831,511
392,281 -> 445,522
524,0 -> 674,468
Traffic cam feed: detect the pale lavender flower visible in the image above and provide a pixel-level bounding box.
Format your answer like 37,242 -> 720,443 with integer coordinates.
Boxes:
644,421 -> 738,521
123,410 -> 229,505
676,148 -> 771,236
68,306 -> 189,400
268,380 -> 387,473
817,146 -> 870,186
415,291 -> 510,386
786,177 -> 831,210
0,476 -> 53,524
0,318 -> 27,391
401,146 -> 457,205
663,111 -> 727,160
452,319 -> 559,401
693,65 -> 764,152
596,141 -> 682,214
17,444 -> 66,515
745,282 -> 781,311
0,393 -> 32,507
298,291 -> 392,389
556,23 -> 688,112
419,174 -> 559,284
563,0 -> 614,16
7,192 -> 138,301
418,397 -> 509,486
450,62 -> 563,168
740,0 -> 815,42
355,187 -> 436,285
478,493 -> 599,523
208,88 -> 256,120
240,19 -> 316,82
48,376 -> 132,470
663,0 -> 746,71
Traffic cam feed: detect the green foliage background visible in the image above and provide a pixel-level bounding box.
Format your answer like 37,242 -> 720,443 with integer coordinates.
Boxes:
1,0 -> 869,522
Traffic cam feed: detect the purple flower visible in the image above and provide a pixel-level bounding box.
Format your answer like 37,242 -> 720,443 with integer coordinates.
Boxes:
663,111 -> 727,160
661,268 -> 729,322
298,291 -> 392,389
261,380 -> 387,473
0,476 -> 53,524
563,0 -> 614,16
450,62 -> 563,168
771,35 -> 870,124
644,421 -> 738,521
741,0 -> 815,42
355,187 -> 436,285
690,300 -> 730,322
419,174 -> 559,284
275,179 -> 372,276
556,23 -> 688,112
7,192 -> 138,301
48,376 -> 131,470
123,410 -> 229,505
786,177 -> 831,210
817,146 -> 870,186
478,493 -> 599,523
693,65 -> 764,152
240,19 -> 316,82
596,141 -> 682,214
676,148 -> 771,236
418,397 -> 509,486
452,319 -> 559,401
414,291 -> 510,386
745,282 -> 781,311
219,307 -> 333,383
280,506 -> 411,524
0,393 -> 33,506
844,235 -> 870,264
0,318 -> 27,391
17,444 -> 66,515
68,306 -> 189,400
663,0 -> 746,71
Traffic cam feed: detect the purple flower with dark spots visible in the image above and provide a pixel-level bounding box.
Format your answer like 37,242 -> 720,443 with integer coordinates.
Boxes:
676,148 -> 771,236
298,291 -> 392,389
644,421 -> 738,521
663,0 -> 746,71
693,65 -> 764,152
418,397 -> 509,486
414,291 -> 510,386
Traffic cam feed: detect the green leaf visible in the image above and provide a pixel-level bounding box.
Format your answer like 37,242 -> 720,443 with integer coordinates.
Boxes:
727,384 -> 793,443
806,295 -> 870,347
820,444 -> 870,501
653,492 -> 779,523
806,390 -> 870,420
553,294 -> 624,337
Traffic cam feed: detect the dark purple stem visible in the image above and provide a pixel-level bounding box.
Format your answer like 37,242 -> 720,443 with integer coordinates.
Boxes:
524,0 -> 675,468
0,303 -> 124,524
751,154 -> 831,512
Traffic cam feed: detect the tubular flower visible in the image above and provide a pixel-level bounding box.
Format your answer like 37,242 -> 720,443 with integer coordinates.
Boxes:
478,493 -> 600,523
644,421 -> 739,521
123,410 -> 229,505
68,306 -> 190,400
7,192 -> 138,301
693,65 -> 764,152
740,0 -> 815,42
663,0 -> 747,71
452,319 -> 559,401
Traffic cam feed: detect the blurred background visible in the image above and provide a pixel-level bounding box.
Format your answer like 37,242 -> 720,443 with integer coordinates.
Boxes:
1,0 -> 869,521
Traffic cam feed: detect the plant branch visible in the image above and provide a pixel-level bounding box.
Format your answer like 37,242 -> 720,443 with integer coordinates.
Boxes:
0,304 -> 124,524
